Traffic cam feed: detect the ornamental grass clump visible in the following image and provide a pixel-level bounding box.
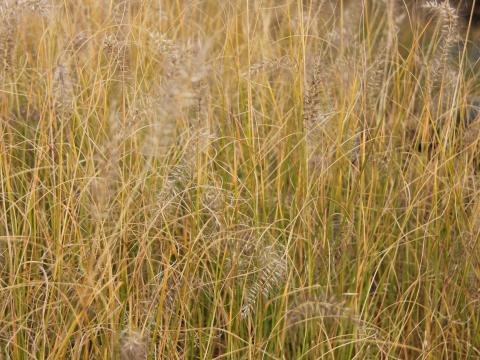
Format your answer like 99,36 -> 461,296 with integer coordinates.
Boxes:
1,0 -> 480,358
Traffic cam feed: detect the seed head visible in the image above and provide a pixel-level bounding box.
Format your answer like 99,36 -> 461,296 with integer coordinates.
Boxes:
119,330 -> 147,360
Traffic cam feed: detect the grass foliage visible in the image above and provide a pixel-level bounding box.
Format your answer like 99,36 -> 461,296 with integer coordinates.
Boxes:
1,0 -> 480,358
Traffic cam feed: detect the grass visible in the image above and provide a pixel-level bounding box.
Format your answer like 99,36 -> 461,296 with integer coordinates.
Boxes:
1,0 -> 480,358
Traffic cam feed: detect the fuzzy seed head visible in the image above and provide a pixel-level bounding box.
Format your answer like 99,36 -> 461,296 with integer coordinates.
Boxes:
120,330 -> 147,360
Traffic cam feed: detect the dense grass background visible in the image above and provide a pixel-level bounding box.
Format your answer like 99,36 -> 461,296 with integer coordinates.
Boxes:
1,0 -> 480,358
